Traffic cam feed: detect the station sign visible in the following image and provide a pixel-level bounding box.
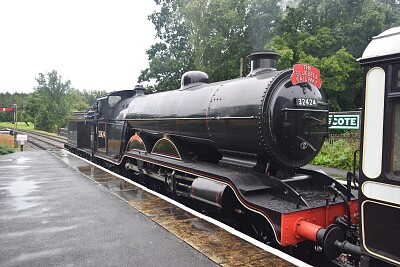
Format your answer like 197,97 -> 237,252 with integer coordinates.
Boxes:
329,113 -> 360,130
16,135 -> 28,141
16,134 -> 28,145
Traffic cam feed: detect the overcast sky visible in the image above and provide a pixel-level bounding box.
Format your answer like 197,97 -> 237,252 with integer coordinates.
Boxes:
0,0 -> 158,94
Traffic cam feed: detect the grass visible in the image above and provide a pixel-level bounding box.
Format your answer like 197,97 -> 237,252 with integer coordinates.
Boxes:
0,122 -> 58,136
311,138 -> 360,170
0,122 -> 34,130
0,144 -> 14,154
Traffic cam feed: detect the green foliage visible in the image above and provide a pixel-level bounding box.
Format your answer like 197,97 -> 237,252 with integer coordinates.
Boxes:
311,138 -> 359,170
0,92 -> 29,123
265,0 -> 399,111
22,71 -> 107,132
185,0 -> 252,81
143,0 -> 399,108
246,0 -> 282,51
1,77 -> 106,133
344,0 -> 400,57
24,71 -> 72,132
67,89 -> 90,112
81,89 -> 107,107
141,0 -> 283,91
0,144 -> 14,155
138,0 -> 196,92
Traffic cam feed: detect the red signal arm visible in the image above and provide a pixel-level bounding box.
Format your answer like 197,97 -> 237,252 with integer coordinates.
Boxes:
0,108 -> 13,112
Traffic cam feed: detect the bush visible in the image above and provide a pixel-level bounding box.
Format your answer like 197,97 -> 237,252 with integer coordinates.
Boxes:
0,144 -> 14,155
311,138 -> 359,170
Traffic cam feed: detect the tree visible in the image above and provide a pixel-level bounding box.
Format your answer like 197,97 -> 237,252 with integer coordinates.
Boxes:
344,0 -> 400,57
0,92 -> 29,123
1,74 -> 107,130
246,0 -> 282,51
81,89 -> 107,106
142,0 -> 399,111
267,0 -> 399,110
25,70 -> 72,132
0,93 -> 15,123
138,0 -> 196,92
141,0 -> 283,90
184,0 -> 252,81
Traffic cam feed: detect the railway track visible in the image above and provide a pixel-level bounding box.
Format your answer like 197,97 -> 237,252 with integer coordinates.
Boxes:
15,129 -> 65,150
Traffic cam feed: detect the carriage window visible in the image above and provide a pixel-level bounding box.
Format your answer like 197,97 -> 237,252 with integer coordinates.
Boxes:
397,67 -> 400,89
392,64 -> 400,92
391,101 -> 400,176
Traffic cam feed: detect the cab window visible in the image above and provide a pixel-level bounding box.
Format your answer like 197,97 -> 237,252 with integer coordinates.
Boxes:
98,99 -> 107,119
109,96 -> 121,108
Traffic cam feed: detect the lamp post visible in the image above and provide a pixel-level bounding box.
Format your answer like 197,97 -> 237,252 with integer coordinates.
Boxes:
13,104 -> 17,130
13,104 -> 17,147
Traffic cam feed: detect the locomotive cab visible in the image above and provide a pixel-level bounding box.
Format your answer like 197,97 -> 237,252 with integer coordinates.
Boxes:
95,89 -> 137,158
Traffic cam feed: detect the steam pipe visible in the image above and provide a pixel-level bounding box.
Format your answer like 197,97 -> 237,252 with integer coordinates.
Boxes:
353,149 -> 360,187
328,185 -> 352,231
346,171 -> 352,202
295,220 -> 320,242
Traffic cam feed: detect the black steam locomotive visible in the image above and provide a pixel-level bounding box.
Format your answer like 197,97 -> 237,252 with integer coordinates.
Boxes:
67,51 -> 359,265
66,27 -> 400,266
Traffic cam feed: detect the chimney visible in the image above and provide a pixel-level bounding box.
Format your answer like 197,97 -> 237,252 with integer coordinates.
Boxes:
247,51 -> 281,76
133,84 -> 145,96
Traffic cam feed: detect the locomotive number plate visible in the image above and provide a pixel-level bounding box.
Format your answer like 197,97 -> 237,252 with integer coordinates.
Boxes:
295,98 -> 317,107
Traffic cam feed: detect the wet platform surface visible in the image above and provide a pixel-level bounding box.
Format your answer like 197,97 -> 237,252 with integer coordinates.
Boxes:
0,150 -> 300,267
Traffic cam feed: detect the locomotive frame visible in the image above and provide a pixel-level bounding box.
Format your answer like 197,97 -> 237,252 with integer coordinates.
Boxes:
66,27 -> 400,266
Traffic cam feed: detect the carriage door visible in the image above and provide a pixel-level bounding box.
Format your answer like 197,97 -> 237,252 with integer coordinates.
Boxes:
359,63 -> 400,266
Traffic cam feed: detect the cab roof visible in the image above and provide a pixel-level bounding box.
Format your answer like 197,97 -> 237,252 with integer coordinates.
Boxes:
97,89 -> 136,101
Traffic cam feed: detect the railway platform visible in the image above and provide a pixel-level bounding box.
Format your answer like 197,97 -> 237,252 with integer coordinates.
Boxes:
0,150 -> 305,267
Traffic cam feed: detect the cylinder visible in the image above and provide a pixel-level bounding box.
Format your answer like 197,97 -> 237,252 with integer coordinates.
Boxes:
190,177 -> 228,210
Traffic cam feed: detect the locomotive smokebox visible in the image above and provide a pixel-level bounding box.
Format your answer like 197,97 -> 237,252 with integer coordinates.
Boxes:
247,51 -> 281,76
